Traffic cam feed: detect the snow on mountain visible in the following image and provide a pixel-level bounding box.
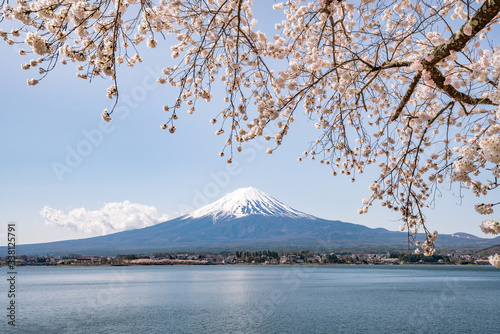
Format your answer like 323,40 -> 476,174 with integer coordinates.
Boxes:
185,187 -> 316,222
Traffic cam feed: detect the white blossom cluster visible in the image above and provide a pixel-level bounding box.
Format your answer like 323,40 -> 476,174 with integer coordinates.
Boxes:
412,230 -> 438,256
480,219 -> 500,235
25,32 -> 52,55
101,109 -> 112,122
451,132 -> 499,221
475,203 -> 494,215
488,254 -> 500,268
479,135 -> 500,165
2,0 -> 500,261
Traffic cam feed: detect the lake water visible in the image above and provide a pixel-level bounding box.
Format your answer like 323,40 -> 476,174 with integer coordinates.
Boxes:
2,265 -> 500,333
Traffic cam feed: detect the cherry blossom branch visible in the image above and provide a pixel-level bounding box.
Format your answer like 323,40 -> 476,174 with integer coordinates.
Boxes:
426,0 -> 500,66
391,71 -> 422,122
425,65 -> 496,105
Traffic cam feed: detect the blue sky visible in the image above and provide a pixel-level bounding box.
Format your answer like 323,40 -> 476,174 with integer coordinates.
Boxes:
0,4 -> 496,246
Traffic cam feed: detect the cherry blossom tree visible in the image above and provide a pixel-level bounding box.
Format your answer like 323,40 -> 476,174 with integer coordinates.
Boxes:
1,0 -> 500,265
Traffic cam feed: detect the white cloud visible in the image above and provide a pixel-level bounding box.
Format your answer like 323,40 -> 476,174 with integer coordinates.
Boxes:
40,201 -> 169,235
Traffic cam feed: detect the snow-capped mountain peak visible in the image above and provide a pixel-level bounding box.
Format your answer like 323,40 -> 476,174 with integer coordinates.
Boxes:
185,187 -> 315,222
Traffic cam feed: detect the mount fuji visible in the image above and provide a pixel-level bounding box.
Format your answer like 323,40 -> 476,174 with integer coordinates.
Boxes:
8,187 -> 500,255
185,187 -> 315,221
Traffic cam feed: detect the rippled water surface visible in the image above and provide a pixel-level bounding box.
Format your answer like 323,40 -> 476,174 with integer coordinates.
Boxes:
3,265 -> 500,333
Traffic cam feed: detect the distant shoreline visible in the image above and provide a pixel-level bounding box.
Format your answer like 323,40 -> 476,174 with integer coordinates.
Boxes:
3,250 -> 490,267
0,262 -> 489,267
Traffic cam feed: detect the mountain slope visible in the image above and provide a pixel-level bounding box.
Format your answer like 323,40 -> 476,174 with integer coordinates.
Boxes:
5,187 -> 500,255
11,216 -> 406,255
185,187 -> 315,221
